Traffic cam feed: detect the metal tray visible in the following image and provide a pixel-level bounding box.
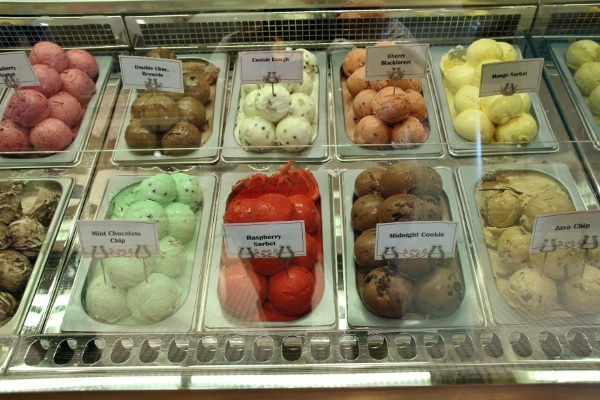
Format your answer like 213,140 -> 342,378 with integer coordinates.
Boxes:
61,173 -> 216,333
341,167 -> 482,329
550,42 -> 600,149
331,49 -> 445,161
0,177 -> 73,335
221,51 -> 329,163
0,56 -> 113,168
201,169 -> 337,330
112,53 -> 229,165
429,45 -> 558,157
456,163 -> 590,325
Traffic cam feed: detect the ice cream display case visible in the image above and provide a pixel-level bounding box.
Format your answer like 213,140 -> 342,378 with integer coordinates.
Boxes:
1,1 -> 600,398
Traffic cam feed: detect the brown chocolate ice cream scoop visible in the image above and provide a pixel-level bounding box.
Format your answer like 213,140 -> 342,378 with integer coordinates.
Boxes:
183,73 -> 211,104
0,192 -> 23,225
140,94 -> 180,132
146,47 -> 177,59
26,186 -> 59,227
8,217 -> 46,258
161,121 -> 202,156
360,266 -> 414,318
177,96 -> 206,129
0,223 -> 10,250
124,119 -> 161,154
0,291 -> 18,324
0,249 -> 33,293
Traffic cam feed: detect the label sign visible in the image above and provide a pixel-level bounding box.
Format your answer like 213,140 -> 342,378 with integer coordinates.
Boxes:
0,51 -> 39,89
479,58 -> 543,97
119,55 -> 183,93
77,220 -> 160,258
365,44 -> 429,80
375,221 -> 458,260
239,50 -> 303,84
223,221 -> 306,258
530,210 -> 600,254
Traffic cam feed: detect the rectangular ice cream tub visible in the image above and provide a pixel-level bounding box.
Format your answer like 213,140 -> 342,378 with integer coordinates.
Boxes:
456,163 -> 593,325
331,49 -> 445,161
550,42 -> 600,149
201,168 -> 337,330
221,50 -> 329,163
61,172 -> 216,333
0,56 -> 113,168
0,177 -> 74,335
342,166 -> 482,329
112,53 -> 228,166
429,44 -> 558,157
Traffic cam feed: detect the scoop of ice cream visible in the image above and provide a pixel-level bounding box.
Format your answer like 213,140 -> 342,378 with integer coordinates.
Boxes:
250,193 -> 295,223
237,115 -> 276,151
566,39 -> 600,71
84,275 -> 130,323
0,249 -> 33,293
133,174 -> 177,206
0,223 -> 10,250
588,84 -> 600,116
164,202 -> 197,244
288,194 -> 320,235
161,121 -> 202,156
28,64 -> 62,98
254,84 -> 291,122
289,92 -> 315,122
445,63 -> 475,94
346,66 -> 370,97
520,190 -> 574,231
562,264 -> 600,315
9,217 -> 45,258
471,59 -> 503,87
29,41 -> 68,73
47,91 -> 82,128
390,116 -> 428,148
152,236 -> 187,278
111,184 -> 136,220
482,189 -> 522,228
176,96 -> 206,129
378,193 -> 441,223
223,197 -> 255,224
353,228 -> 386,269
351,193 -> 384,232
529,249 -> 582,281
3,89 -> 50,128
499,41 -> 519,61
404,89 -> 427,121
0,120 -> 30,152
104,256 -> 153,289
372,86 -> 411,124
26,186 -> 59,227
0,192 -> 23,225
496,226 -> 531,272
291,71 -> 314,95
0,291 -> 18,325
354,167 -> 385,197
506,268 -> 558,316
354,115 -> 391,149
480,94 -> 523,124
352,89 -> 377,119
172,173 -> 203,211
466,38 -> 504,66
360,266 -> 413,318
218,261 -> 268,320
122,200 -> 169,239
29,118 -> 74,152
574,61 -> 600,96
520,93 -> 532,113
494,112 -> 538,143
127,272 -> 180,323
343,48 -> 367,77
60,68 -> 96,103
453,108 -> 495,143
413,263 -> 464,317
268,265 -> 315,316
440,47 -> 466,76
139,94 -> 180,132
275,115 -> 313,152
298,48 -> 318,77
124,119 -> 160,154
241,89 -> 261,117
379,161 -> 422,197
66,49 -> 99,80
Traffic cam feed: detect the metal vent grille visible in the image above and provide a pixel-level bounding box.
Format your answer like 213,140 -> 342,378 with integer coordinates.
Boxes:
0,24 -> 117,48
545,12 -> 600,36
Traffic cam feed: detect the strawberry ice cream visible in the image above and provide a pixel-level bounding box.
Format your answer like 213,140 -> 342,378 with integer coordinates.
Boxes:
29,117 -> 73,151
27,64 -> 62,98
66,49 -> 99,80
60,68 -> 96,103
29,41 -> 68,73
0,120 -> 31,152
3,89 -> 50,128
47,91 -> 82,128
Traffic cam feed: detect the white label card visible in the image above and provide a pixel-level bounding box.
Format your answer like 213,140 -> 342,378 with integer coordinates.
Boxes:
479,58 -> 543,97
223,221 -> 306,258
365,44 -> 429,80
119,55 -> 183,93
374,221 -> 457,260
77,220 -> 160,258
239,51 -> 303,84
530,210 -> 600,254
0,51 -> 39,89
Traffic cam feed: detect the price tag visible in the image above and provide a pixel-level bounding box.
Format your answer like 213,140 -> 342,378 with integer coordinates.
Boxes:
365,44 -> 429,80
0,51 -> 39,89
479,58 -> 543,97
374,221 -> 457,260
118,55 -> 183,93
222,221 -> 306,259
239,50 -> 303,84
530,210 -> 600,254
77,220 -> 160,258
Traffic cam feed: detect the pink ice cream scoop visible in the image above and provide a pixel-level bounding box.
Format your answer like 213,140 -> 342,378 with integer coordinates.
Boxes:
3,89 -> 50,128
66,49 -> 99,80
0,120 -> 31,152
29,117 -> 74,151
48,91 -> 82,128
27,64 -> 62,98
29,41 -> 68,73
60,68 -> 96,103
